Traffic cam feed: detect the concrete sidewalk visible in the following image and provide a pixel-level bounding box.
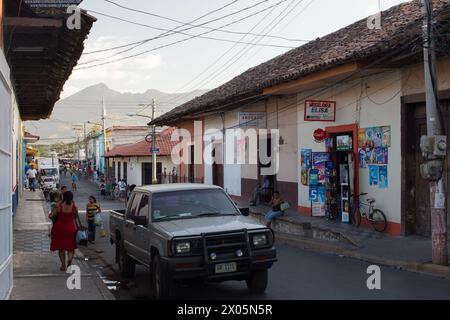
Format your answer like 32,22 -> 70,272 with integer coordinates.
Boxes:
238,201 -> 450,279
10,190 -> 115,300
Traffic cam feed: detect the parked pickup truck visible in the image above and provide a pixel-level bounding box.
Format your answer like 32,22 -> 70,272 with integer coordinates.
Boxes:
110,184 -> 277,299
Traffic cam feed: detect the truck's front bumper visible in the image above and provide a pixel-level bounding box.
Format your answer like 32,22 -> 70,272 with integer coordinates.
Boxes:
161,247 -> 277,281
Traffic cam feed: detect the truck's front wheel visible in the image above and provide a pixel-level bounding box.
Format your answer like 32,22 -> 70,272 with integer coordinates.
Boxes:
246,269 -> 268,294
117,242 -> 135,278
152,255 -> 175,300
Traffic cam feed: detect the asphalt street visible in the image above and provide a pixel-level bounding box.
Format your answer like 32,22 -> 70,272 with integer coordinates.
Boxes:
63,174 -> 450,300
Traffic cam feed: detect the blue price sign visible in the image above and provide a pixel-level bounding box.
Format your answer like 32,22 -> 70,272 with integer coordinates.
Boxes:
309,186 -> 318,202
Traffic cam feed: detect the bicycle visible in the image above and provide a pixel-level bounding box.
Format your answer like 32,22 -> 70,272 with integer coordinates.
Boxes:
351,193 -> 387,232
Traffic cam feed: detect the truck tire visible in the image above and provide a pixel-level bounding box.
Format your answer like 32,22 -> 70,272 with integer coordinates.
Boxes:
246,269 -> 268,294
152,254 -> 175,300
117,241 -> 135,278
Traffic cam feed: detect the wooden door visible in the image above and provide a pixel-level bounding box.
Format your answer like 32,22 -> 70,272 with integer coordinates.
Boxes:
405,100 -> 450,236
212,162 -> 224,188
142,163 -> 151,185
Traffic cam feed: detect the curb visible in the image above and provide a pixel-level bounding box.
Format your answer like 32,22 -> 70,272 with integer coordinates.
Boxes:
276,232 -> 450,280
75,249 -> 117,300
249,210 -> 359,248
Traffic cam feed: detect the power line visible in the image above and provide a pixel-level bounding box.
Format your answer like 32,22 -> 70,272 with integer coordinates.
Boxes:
159,0 -> 289,106
82,0 -> 282,57
154,35 -> 422,130
102,0 -> 309,44
166,0 -> 303,106
83,11 -> 309,57
218,0 -> 316,85
75,0 -> 292,70
80,9 -> 297,66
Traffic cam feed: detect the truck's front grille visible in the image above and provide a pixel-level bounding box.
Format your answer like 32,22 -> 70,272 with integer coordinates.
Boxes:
202,230 -> 251,274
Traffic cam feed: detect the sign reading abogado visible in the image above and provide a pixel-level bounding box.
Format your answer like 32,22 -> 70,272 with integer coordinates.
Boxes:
304,100 -> 336,122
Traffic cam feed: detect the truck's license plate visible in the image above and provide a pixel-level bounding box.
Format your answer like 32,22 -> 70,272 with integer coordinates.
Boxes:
215,262 -> 237,274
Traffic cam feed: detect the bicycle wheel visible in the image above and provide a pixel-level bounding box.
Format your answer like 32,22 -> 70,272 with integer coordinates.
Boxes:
352,206 -> 362,227
371,209 -> 387,232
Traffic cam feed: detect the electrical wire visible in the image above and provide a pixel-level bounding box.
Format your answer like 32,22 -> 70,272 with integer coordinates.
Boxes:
75,0 -> 292,69
160,0 -> 299,106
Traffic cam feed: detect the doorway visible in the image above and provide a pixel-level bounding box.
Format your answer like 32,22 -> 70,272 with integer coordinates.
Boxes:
211,144 -> 224,187
142,162 -> 162,185
188,145 -> 195,182
404,100 -> 450,236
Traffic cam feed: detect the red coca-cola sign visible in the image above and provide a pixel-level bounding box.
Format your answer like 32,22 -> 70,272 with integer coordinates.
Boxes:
313,128 -> 327,142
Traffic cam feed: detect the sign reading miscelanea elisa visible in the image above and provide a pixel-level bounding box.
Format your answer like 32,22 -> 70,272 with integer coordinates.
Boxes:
24,0 -> 82,9
304,100 -> 336,122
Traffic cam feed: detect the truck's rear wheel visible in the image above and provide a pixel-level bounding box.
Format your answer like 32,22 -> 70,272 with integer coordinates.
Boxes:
246,269 -> 268,294
152,254 -> 175,300
117,241 -> 135,278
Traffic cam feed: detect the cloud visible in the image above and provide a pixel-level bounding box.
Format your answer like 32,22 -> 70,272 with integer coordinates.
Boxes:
63,35 -> 164,95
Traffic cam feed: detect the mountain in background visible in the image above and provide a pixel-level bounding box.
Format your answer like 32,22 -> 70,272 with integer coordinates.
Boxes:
26,83 -> 209,144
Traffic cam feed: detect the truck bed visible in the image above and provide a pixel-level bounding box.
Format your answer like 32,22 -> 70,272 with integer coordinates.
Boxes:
109,209 -> 126,244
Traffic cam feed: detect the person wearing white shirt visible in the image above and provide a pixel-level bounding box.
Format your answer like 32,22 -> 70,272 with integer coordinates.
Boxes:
26,167 -> 38,192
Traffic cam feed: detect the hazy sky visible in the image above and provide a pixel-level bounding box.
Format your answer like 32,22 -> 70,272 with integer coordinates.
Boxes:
62,0 -> 410,98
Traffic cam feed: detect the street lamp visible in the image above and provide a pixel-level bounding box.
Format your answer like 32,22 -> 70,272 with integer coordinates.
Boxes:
127,104 -> 158,185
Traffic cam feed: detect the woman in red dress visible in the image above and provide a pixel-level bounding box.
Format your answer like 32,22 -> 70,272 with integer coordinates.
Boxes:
49,191 -> 80,271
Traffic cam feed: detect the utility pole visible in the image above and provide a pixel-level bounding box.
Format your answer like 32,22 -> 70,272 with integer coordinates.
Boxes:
151,98 -> 158,184
102,96 -> 107,176
84,122 -> 87,163
420,0 -> 448,266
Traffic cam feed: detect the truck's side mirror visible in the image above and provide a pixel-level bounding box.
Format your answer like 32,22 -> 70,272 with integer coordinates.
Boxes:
239,207 -> 250,216
134,216 -> 147,226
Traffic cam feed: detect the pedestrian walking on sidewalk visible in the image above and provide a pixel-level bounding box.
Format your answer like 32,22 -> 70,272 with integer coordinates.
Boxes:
71,173 -> 78,192
86,196 -> 101,244
49,191 -> 81,271
47,191 -> 61,237
26,166 -> 37,192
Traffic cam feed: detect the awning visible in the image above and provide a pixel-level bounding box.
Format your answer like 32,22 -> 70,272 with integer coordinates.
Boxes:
3,0 -> 96,120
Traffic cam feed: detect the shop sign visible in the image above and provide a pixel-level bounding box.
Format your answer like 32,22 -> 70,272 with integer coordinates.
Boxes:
238,112 -> 266,128
24,1 -> 82,8
313,128 -> 327,142
304,100 -> 336,122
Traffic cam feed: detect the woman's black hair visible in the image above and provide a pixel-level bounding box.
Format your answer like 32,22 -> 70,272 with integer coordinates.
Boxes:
89,196 -> 97,203
63,191 -> 74,205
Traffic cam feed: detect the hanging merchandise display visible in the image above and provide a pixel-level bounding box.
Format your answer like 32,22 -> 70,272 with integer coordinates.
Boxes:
369,165 -> 379,186
300,149 -> 312,186
358,125 -> 391,189
312,152 -> 331,184
378,165 -> 388,189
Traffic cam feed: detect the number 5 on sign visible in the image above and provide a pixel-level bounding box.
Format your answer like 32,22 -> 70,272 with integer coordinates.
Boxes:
309,187 -> 318,202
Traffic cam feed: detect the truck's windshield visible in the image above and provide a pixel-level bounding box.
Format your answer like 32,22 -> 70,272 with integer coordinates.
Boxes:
152,189 -> 240,221
41,169 -> 58,176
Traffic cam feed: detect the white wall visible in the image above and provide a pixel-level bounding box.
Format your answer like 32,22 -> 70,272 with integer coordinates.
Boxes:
223,111 -> 242,196
297,70 -> 403,224
127,157 -> 141,186
113,156 -> 175,186
203,113 -> 242,196
0,49 -> 13,300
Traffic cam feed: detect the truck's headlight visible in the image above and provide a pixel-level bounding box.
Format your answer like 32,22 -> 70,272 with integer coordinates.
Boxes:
175,241 -> 191,254
252,234 -> 267,246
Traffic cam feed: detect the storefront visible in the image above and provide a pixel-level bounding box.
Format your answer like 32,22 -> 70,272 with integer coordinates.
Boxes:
297,71 -> 401,236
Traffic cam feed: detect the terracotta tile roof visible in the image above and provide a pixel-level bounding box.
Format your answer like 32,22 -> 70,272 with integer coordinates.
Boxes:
104,127 -> 176,158
152,0 -> 450,125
